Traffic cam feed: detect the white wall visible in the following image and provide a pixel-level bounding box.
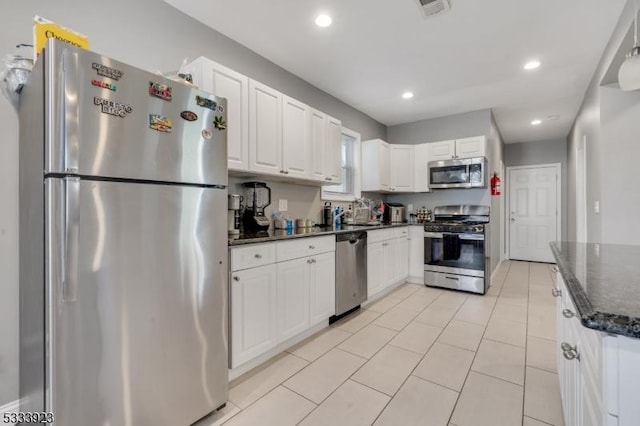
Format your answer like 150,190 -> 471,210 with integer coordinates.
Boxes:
567,0 -> 636,242
0,0 -> 385,406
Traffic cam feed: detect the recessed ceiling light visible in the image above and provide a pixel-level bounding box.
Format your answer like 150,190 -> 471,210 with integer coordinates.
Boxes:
531,119 -> 542,126
315,14 -> 332,27
524,60 -> 541,70
402,92 -> 414,99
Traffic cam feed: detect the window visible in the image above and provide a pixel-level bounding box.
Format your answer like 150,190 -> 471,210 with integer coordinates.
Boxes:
321,127 -> 361,202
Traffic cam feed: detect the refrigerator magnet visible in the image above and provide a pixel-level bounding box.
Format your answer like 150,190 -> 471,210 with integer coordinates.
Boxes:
92,62 -> 123,80
213,116 -> 226,130
195,95 -> 217,111
91,79 -> 117,92
149,81 -> 172,101
201,129 -> 212,140
149,114 -> 173,132
180,111 -> 198,122
94,97 -> 132,118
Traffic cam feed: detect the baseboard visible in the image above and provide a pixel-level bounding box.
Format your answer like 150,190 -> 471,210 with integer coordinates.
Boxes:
0,399 -> 20,426
490,258 -> 504,286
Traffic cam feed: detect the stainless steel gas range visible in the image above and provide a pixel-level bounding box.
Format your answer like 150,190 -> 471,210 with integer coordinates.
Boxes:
423,205 -> 490,294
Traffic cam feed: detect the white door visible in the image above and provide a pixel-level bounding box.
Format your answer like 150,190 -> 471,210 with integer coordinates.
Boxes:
508,165 -> 559,262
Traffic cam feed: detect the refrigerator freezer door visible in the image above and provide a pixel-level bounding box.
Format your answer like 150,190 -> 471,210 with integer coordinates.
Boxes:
44,40 -> 227,185
46,178 -> 228,425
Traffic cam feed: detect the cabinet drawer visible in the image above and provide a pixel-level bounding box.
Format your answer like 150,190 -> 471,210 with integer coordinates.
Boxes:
367,229 -> 388,244
276,235 -> 335,262
231,243 -> 276,271
387,226 -> 409,240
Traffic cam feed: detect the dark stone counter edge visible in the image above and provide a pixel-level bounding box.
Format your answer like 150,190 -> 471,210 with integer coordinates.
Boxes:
550,242 -> 640,339
228,223 -> 421,246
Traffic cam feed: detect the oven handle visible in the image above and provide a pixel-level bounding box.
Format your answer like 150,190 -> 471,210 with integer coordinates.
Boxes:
423,232 -> 484,241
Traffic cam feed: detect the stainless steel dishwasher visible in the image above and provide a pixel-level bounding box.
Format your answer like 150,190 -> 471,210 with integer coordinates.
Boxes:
333,232 -> 368,319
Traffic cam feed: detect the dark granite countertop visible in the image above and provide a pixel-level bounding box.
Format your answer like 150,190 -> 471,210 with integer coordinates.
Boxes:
228,223 -> 420,246
550,241 -> 640,339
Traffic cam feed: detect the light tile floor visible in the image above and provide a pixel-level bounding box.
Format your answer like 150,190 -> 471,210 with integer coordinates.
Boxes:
199,260 -> 564,426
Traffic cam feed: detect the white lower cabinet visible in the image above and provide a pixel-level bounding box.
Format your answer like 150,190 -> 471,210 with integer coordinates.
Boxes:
230,264 -> 277,368
367,227 -> 409,300
230,237 -> 335,371
277,257 -> 310,342
555,272 -> 640,426
310,251 -> 336,324
408,226 -> 424,283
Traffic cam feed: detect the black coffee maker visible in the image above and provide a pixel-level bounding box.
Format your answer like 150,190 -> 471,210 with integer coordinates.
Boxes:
242,182 -> 271,233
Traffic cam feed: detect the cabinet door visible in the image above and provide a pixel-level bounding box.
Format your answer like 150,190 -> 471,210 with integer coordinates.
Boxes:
230,264 -> 277,368
413,143 -> 430,192
282,95 -> 310,179
249,79 -> 282,175
310,252 -> 336,325
383,239 -> 397,288
427,140 -> 456,161
367,241 -> 385,298
276,257 -> 310,342
325,116 -> 343,184
390,145 -> 414,192
200,60 -> 249,171
380,141 -> 391,191
408,226 -> 424,283
397,236 -> 410,282
310,108 -> 327,181
455,136 -> 486,158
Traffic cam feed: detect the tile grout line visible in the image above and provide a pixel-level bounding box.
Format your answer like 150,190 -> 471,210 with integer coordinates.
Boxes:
445,260 -> 514,426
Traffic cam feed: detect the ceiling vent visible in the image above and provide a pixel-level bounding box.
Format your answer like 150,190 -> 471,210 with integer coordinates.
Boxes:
418,0 -> 452,16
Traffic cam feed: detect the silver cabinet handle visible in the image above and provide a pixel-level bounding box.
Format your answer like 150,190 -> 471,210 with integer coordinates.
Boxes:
312,259 -> 316,263
307,259 -> 312,264
325,177 -> 332,181
62,177 -> 80,302
309,245 -> 315,249
254,253 -> 262,259
562,309 -> 575,318
510,218 -> 516,222
233,276 -> 240,281
561,342 -> 580,361
551,288 -> 561,297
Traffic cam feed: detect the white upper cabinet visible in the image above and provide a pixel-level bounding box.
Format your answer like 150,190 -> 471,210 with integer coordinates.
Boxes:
427,140 -> 456,161
188,56 -> 342,185
413,143 -> 430,192
427,136 -> 486,160
361,139 -> 390,192
310,108 -> 327,181
282,95 -> 310,179
455,136 -> 486,158
324,115 -> 343,184
249,79 -> 282,176
184,57 -> 249,171
390,144 -> 414,192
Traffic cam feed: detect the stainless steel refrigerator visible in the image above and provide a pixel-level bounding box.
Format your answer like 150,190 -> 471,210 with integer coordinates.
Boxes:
19,39 -> 229,425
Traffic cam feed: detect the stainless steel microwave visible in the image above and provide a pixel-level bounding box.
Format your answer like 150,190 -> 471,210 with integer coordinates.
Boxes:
428,157 -> 487,189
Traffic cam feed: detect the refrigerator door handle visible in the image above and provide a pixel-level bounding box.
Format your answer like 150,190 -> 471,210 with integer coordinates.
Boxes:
62,177 -> 80,302
63,50 -> 80,173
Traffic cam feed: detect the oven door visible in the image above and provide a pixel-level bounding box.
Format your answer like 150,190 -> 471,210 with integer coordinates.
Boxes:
423,231 -> 485,277
423,231 -> 486,293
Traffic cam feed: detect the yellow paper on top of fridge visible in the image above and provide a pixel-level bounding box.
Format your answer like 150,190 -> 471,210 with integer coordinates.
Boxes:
33,15 -> 89,58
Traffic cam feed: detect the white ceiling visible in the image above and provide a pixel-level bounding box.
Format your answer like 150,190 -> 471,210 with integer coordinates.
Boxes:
165,0 -> 626,143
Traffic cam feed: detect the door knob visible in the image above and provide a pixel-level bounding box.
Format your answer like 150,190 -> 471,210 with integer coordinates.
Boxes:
510,218 -> 515,222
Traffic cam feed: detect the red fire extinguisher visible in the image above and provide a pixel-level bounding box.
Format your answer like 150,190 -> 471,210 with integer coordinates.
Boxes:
491,172 -> 501,196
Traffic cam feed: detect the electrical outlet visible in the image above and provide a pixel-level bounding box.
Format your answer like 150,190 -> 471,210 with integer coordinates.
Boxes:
594,201 -> 600,214
279,199 -> 288,212
408,204 -> 414,213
